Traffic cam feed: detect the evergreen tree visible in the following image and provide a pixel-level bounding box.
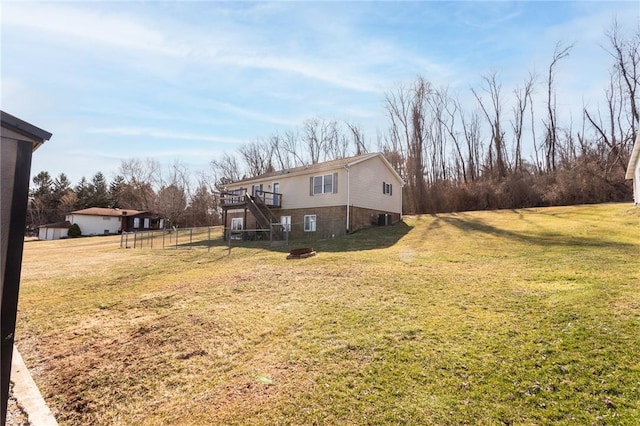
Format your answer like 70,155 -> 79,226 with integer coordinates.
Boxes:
74,177 -> 93,209
29,171 -> 55,226
109,175 -> 127,208
90,172 -> 110,207
52,173 -> 74,218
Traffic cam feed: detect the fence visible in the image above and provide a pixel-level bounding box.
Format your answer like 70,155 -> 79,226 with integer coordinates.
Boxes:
119,219 -> 347,251
120,226 -> 223,251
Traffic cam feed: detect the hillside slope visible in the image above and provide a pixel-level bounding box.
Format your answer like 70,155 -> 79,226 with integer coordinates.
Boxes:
16,203 -> 640,425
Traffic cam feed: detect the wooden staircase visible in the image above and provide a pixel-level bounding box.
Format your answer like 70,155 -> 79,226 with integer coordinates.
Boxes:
245,194 -> 284,239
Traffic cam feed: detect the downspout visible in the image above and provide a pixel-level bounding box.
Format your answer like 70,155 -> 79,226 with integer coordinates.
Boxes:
345,165 -> 350,233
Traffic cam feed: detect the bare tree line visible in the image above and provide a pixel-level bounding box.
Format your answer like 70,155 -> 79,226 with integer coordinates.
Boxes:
209,118 -> 369,190
28,22 -> 638,228
379,23 -> 638,213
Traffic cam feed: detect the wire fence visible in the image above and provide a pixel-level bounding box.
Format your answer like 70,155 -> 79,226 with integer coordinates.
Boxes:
119,219 -> 347,251
120,226 -> 224,251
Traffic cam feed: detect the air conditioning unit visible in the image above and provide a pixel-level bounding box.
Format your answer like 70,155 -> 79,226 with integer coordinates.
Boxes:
378,213 -> 391,226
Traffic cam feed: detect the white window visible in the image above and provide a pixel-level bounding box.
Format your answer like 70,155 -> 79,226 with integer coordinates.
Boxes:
383,181 -> 393,195
133,218 -> 140,228
313,176 -> 323,194
231,217 -> 243,230
304,215 -> 316,232
312,174 -> 334,195
230,217 -> 243,240
144,218 -> 150,228
281,215 -> 291,232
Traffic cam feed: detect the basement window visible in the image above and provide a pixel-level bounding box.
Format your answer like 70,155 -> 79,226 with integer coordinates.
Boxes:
304,215 -> 316,232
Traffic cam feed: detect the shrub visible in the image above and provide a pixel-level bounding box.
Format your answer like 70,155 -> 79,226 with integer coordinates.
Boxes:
68,224 -> 81,238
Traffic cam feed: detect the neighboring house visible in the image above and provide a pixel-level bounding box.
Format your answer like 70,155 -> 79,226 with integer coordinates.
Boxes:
626,133 -> 640,206
221,152 -> 403,239
38,221 -> 71,240
65,207 -> 164,235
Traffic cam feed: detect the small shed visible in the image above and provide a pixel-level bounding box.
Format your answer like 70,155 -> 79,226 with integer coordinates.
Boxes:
38,221 -> 71,240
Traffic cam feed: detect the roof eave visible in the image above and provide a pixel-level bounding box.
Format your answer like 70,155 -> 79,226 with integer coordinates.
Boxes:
1,111 -> 52,151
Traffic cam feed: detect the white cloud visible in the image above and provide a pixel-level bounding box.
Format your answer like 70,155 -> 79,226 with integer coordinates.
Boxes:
85,127 -> 244,145
2,3 -> 187,56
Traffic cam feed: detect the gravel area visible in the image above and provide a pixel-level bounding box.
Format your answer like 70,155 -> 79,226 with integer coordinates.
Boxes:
6,383 -> 29,426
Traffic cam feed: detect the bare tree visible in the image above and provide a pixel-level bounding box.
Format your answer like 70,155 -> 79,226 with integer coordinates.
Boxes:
460,108 -> 483,182
472,72 -> 508,178
210,153 -> 242,190
511,73 -> 536,173
239,139 -> 274,176
118,158 -> 160,209
439,97 -> 470,183
385,77 -> 431,212
584,22 -> 639,175
544,42 -> 573,172
345,122 -> 368,155
302,118 -> 341,163
606,20 -> 639,134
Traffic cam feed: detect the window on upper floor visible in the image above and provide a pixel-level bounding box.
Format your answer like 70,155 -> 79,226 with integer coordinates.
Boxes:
311,173 -> 337,195
383,181 -> 393,196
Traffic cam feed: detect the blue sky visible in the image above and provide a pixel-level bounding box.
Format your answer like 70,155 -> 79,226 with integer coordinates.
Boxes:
2,1 -> 639,185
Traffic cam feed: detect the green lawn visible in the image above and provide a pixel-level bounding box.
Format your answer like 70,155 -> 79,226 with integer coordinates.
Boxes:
16,203 -> 640,425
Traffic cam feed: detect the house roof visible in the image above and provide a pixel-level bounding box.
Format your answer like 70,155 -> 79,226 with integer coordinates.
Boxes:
1,110 -> 52,152
229,152 -> 403,186
69,207 -> 144,217
626,133 -> 640,180
38,221 -> 71,229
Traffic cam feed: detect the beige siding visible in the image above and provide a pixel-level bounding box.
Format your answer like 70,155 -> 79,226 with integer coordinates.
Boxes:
226,154 -> 402,214
349,156 -> 402,214
227,170 -> 348,209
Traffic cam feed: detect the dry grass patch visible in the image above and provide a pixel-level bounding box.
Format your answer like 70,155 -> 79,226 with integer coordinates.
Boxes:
15,203 -> 640,424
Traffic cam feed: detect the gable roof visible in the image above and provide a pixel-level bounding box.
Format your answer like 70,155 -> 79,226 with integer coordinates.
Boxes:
626,133 -> 640,179
69,207 -> 144,217
229,152 -> 403,186
38,221 -> 71,229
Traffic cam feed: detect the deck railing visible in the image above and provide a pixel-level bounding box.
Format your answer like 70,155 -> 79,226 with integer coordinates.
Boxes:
221,188 -> 282,208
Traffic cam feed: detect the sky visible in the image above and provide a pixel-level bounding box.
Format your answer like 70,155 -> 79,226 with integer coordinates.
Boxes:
2,1 -> 639,186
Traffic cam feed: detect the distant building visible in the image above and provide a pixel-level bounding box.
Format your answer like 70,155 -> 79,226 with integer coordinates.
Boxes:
626,133 -> 640,206
38,221 -> 71,240
65,207 -> 164,235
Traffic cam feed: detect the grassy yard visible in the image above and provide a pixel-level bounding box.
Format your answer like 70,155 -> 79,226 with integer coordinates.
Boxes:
16,203 -> 640,425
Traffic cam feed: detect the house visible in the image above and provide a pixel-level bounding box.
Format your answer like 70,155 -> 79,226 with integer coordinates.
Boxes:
38,221 -> 71,240
626,133 -> 640,206
65,207 -> 164,235
221,152 -> 403,239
